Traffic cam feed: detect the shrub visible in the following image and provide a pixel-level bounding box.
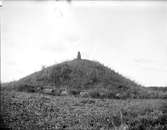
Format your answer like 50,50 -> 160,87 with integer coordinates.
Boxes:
50,89 -> 61,96
16,84 -> 37,93
88,89 -> 101,98
69,89 -> 81,96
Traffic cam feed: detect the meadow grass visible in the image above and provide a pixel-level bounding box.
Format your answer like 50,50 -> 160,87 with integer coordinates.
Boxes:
1,90 -> 167,130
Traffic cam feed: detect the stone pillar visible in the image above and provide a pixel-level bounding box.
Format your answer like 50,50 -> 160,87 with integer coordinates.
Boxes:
77,51 -> 81,60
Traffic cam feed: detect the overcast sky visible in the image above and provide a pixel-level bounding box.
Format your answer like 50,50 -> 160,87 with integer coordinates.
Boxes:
1,1 -> 167,86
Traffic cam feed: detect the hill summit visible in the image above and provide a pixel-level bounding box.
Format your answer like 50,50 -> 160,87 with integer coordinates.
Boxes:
7,52 -> 149,98
20,58 -> 140,89
5,52 -> 157,98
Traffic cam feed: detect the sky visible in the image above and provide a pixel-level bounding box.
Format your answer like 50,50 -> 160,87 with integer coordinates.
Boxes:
1,1 -> 167,86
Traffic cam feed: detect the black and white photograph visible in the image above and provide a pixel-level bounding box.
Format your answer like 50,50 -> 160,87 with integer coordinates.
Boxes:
1,0 -> 167,129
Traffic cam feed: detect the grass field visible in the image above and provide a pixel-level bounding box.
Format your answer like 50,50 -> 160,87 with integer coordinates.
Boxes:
1,90 -> 167,130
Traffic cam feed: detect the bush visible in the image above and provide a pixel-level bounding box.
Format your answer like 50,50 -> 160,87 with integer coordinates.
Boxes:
16,84 -> 38,93
69,89 -> 81,96
50,89 -> 61,96
88,89 -> 101,98
87,89 -> 117,99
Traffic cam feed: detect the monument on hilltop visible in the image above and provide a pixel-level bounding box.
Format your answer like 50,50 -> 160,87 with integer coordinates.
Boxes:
77,51 -> 81,60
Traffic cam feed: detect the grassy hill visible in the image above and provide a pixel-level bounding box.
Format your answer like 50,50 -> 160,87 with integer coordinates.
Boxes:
2,58 -> 167,99
1,58 -> 167,130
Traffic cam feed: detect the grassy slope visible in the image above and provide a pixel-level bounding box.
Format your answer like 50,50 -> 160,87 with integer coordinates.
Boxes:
2,59 -> 167,99
4,59 -> 149,98
18,59 -> 140,87
1,90 -> 167,130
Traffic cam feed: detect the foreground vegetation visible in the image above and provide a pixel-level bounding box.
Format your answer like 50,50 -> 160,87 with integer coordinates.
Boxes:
1,90 -> 167,130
